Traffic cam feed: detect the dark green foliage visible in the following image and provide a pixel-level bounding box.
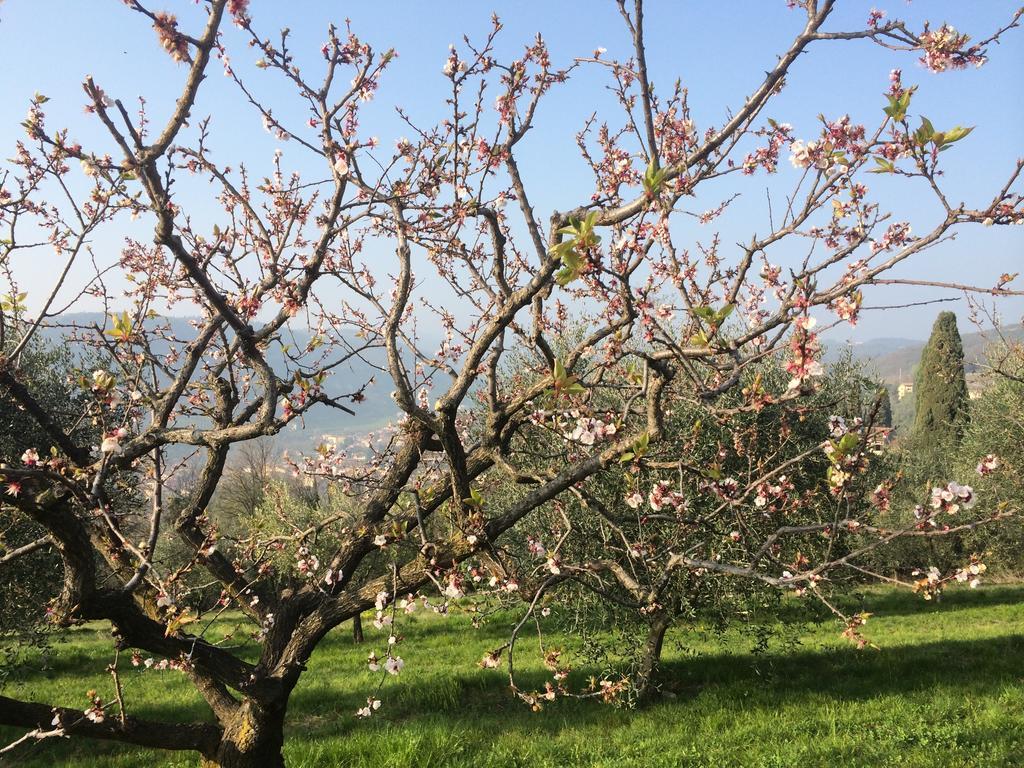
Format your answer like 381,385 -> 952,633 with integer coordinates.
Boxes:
495,352 -> 892,697
912,312 -> 969,451
872,341 -> 1022,577
876,386 -> 893,428
0,338 -> 87,661
946,345 -> 1024,573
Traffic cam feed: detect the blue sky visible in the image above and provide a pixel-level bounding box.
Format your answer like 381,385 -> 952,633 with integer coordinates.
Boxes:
0,1 -> 1021,341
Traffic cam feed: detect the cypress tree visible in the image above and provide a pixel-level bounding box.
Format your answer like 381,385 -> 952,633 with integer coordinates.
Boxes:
913,311 -> 969,449
876,386 -> 893,428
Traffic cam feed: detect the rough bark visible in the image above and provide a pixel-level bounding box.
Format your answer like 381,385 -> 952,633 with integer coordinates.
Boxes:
201,700 -> 287,768
634,612 -> 672,705
351,613 -> 364,644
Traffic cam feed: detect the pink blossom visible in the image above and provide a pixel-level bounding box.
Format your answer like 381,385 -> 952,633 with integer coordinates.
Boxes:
976,454 -> 1000,476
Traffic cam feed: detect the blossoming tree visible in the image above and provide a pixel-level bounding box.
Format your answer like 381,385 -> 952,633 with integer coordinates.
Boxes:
0,1 -> 1021,765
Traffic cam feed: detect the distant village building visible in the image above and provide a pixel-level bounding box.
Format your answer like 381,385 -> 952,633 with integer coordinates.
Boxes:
896,368 -> 914,401
966,371 -> 989,400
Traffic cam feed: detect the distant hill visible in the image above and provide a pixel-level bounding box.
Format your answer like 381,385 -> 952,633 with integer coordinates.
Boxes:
31,313 -> 1021,453
35,312 -> 407,453
853,324 -> 1024,385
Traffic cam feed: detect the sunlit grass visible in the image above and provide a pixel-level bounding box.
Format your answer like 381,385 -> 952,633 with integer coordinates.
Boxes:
2,585 -> 1022,767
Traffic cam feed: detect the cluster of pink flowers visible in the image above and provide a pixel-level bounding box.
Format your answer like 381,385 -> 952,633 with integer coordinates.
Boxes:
367,650 -> 404,675
130,653 -> 191,672
823,115 -> 866,159
545,553 -> 562,575
870,221 -> 913,255
372,590 -> 392,629
153,12 -> 189,64
100,427 -> 128,455
295,547 -> 320,577
822,417 -> 869,495
789,139 -> 828,171
653,108 -> 696,166
759,262 -> 787,300
742,122 -> 793,175
82,691 -> 105,723
976,454 -> 1000,476
789,116 -> 865,173
227,0 -> 250,25
90,368 -> 117,400
648,480 -> 687,512
594,137 -> 640,201
442,45 -> 469,78
871,482 -> 892,512
707,477 -> 740,501
355,696 -> 382,718
785,316 -> 824,389
567,415 -> 617,446
753,475 -> 794,513
480,648 -> 502,669
930,482 -> 976,514
918,24 -> 985,73
953,560 -> 988,589
526,536 -> 545,556
914,556 -> 988,599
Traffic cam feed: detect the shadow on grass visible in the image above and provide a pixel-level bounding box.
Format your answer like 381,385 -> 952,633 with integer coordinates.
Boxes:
838,583 -> 1024,616
287,628 -> 1024,742
769,584 -> 1024,625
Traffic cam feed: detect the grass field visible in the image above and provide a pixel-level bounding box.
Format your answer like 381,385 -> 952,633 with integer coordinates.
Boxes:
2,585 -> 1022,767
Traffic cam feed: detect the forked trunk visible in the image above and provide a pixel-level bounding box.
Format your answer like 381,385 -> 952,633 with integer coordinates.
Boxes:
201,700 -> 286,768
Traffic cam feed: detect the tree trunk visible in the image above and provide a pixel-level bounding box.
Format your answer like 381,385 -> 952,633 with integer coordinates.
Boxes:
352,613 -> 364,643
201,700 -> 286,768
634,611 -> 672,705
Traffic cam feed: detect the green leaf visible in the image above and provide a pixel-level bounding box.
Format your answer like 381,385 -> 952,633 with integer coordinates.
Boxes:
883,90 -> 913,122
553,359 -> 567,383
938,125 -> 974,147
642,160 -> 668,198
869,157 -> 896,174
690,331 -> 709,347
913,116 -> 936,147
0,292 -> 29,313
838,433 -> 860,454
549,212 -> 601,286
104,311 -> 133,343
463,488 -> 485,508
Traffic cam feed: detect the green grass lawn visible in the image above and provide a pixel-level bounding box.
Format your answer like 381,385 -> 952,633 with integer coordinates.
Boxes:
2,585 -> 1023,767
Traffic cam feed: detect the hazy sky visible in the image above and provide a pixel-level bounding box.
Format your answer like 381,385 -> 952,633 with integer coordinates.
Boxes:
0,1 -> 1021,341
